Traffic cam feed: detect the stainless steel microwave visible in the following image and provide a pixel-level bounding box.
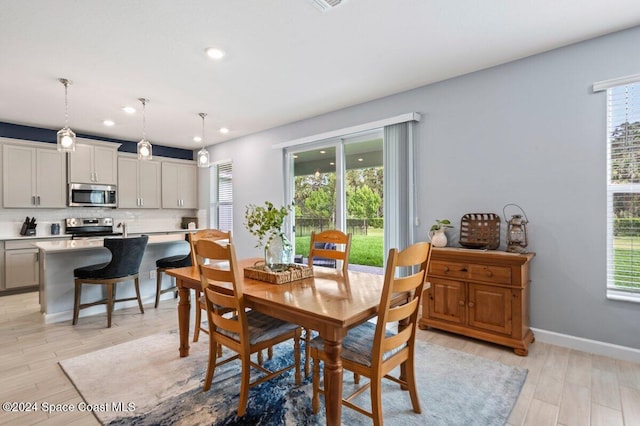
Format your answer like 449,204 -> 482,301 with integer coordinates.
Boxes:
68,183 -> 117,208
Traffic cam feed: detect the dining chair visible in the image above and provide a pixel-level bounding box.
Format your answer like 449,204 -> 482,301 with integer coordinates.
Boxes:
304,229 -> 352,376
189,229 -> 232,342
196,239 -> 302,417
154,234 -> 192,308
308,229 -> 352,273
72,235 -> 148,328
310,241 -> 432,425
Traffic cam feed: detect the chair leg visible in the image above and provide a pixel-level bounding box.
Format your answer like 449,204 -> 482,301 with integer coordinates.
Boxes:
134,276 -> 144,314
371,375 -> 384,426
72,280 -> 81,325
155,268 -> 163,308
112,283 -> 117,312
312,352 -> 321,414
203,334 -> 218,392
294,329 -> 302,385
237,351 -> 251,417
193,290 -> 202,342
304,328 -> 311,377
405,358 -> 422,414
106,283 -> 113,328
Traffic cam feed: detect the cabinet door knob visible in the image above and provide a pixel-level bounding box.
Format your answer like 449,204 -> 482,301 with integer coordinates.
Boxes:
468,302 -> 475,308
458,300 -> 465,306
485,270 -> 493,277
443,266 -> 450,272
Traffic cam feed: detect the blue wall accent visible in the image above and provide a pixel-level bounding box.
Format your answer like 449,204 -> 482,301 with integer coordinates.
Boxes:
0,122 -> 194,160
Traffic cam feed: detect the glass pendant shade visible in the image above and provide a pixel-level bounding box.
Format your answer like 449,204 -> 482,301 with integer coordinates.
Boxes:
57,78 -> 76,152
137,139 -> 152,160
197,112 -> 210,167
57,127 -> 76,152
197,147 -> 210,167
137,98 -> 152,160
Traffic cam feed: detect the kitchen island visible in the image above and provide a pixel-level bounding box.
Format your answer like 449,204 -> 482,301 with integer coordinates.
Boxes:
35,233 -> 190,324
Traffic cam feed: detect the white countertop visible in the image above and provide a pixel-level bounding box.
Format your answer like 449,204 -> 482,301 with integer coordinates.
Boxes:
34,233 -> 189,253
1,228 -> 194,242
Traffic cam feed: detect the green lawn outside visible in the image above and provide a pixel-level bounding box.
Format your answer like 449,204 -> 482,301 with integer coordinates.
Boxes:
607,237 -> 640,289
295,228 -> 384,267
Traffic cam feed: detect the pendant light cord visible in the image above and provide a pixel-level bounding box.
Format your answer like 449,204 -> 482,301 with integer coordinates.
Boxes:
141,99 -> 147,140
199,112 -> 207,149
64,82 -> 69,128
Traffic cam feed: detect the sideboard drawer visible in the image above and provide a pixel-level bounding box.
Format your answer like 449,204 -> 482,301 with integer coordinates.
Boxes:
468,264 -> 511,285
429,261 -> 469,279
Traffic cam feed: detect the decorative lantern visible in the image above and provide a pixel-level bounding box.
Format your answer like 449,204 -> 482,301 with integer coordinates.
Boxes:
503,204 -> 529,253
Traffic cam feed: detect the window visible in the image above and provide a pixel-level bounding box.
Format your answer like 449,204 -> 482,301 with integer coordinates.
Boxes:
211,161 -> 233,232
605,80 -> 640,301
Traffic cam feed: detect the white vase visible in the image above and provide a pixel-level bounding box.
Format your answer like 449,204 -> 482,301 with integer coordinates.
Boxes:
429,228 -> 448,248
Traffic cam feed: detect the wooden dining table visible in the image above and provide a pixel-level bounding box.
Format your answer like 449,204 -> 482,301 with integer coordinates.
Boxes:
166,258 -> 387,426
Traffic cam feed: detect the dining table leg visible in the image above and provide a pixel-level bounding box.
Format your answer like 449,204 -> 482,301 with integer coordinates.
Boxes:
323,336 -> 343,426
177,279 -> 191,357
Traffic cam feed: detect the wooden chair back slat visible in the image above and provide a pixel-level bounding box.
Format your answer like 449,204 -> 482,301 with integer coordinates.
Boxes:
189,229 -> 232,266
308,230 -> 352,273
372,242 -> 432,365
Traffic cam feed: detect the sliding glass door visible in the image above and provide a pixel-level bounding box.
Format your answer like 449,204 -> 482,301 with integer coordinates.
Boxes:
286,130 -> 384,271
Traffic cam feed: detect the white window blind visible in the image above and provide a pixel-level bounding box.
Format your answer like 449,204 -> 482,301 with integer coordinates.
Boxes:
606,80 -> 640,302
212,162 -> 233,232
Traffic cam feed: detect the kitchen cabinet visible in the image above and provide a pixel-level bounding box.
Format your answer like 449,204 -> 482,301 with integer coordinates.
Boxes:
4,241 -> 39,289
419,247 -> 535,356
118,157 -> 161,208
3,144 -> 67,208
68,140 -> 119,185
161,161 -> 197,209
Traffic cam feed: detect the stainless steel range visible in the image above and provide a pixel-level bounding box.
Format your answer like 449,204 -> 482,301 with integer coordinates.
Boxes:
65,217 -> 120,239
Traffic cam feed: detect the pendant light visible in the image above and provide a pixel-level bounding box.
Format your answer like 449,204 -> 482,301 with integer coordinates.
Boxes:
137,98 -> 153,160
197,112 -> 210,168
56,78 -> 76,152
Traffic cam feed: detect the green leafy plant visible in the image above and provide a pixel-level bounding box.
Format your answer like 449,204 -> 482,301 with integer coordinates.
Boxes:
244,201 -> 292,248
430,219 -> 453,232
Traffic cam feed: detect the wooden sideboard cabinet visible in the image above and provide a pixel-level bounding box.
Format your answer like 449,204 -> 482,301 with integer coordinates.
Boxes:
419,247 -> 535,356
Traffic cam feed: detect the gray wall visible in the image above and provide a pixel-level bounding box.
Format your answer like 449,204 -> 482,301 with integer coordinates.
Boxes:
207,26 -> 640,350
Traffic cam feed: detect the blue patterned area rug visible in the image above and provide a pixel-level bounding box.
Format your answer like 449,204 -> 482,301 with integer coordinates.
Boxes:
59,330 -> 527,425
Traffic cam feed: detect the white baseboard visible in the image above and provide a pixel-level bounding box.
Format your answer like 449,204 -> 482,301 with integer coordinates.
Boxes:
531,327 -> 640,363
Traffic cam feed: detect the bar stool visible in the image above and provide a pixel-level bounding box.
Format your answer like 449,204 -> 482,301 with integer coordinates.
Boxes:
154,235 -> 192,308
72,235 -> 148,328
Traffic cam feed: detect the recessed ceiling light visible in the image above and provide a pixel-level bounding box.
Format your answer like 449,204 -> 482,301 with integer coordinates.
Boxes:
293,155 -> 299,159
330,162 -> 335,165
193,136 -> 202,143
103,120 -> 115,127
357,158 -> 364,162
219,127 -> 229,134
205,47 -> 226,60
320,150 -> 326,154
122,106 -> 136,114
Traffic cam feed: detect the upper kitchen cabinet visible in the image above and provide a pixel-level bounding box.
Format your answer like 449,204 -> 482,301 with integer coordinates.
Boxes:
161,161 -> 197,209
118,156 -> 161,208
68,140 -> 119,185
3,143 -> 66,208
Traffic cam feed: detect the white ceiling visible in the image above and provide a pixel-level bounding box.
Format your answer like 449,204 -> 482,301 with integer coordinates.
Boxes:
1,0 -> 640,151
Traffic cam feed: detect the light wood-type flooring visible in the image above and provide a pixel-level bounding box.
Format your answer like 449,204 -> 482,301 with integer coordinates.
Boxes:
1,291 -> 639,425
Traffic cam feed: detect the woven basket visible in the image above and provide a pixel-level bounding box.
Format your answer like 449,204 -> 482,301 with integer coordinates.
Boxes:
244,263 -> 313,284
459,213 -> 501,250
